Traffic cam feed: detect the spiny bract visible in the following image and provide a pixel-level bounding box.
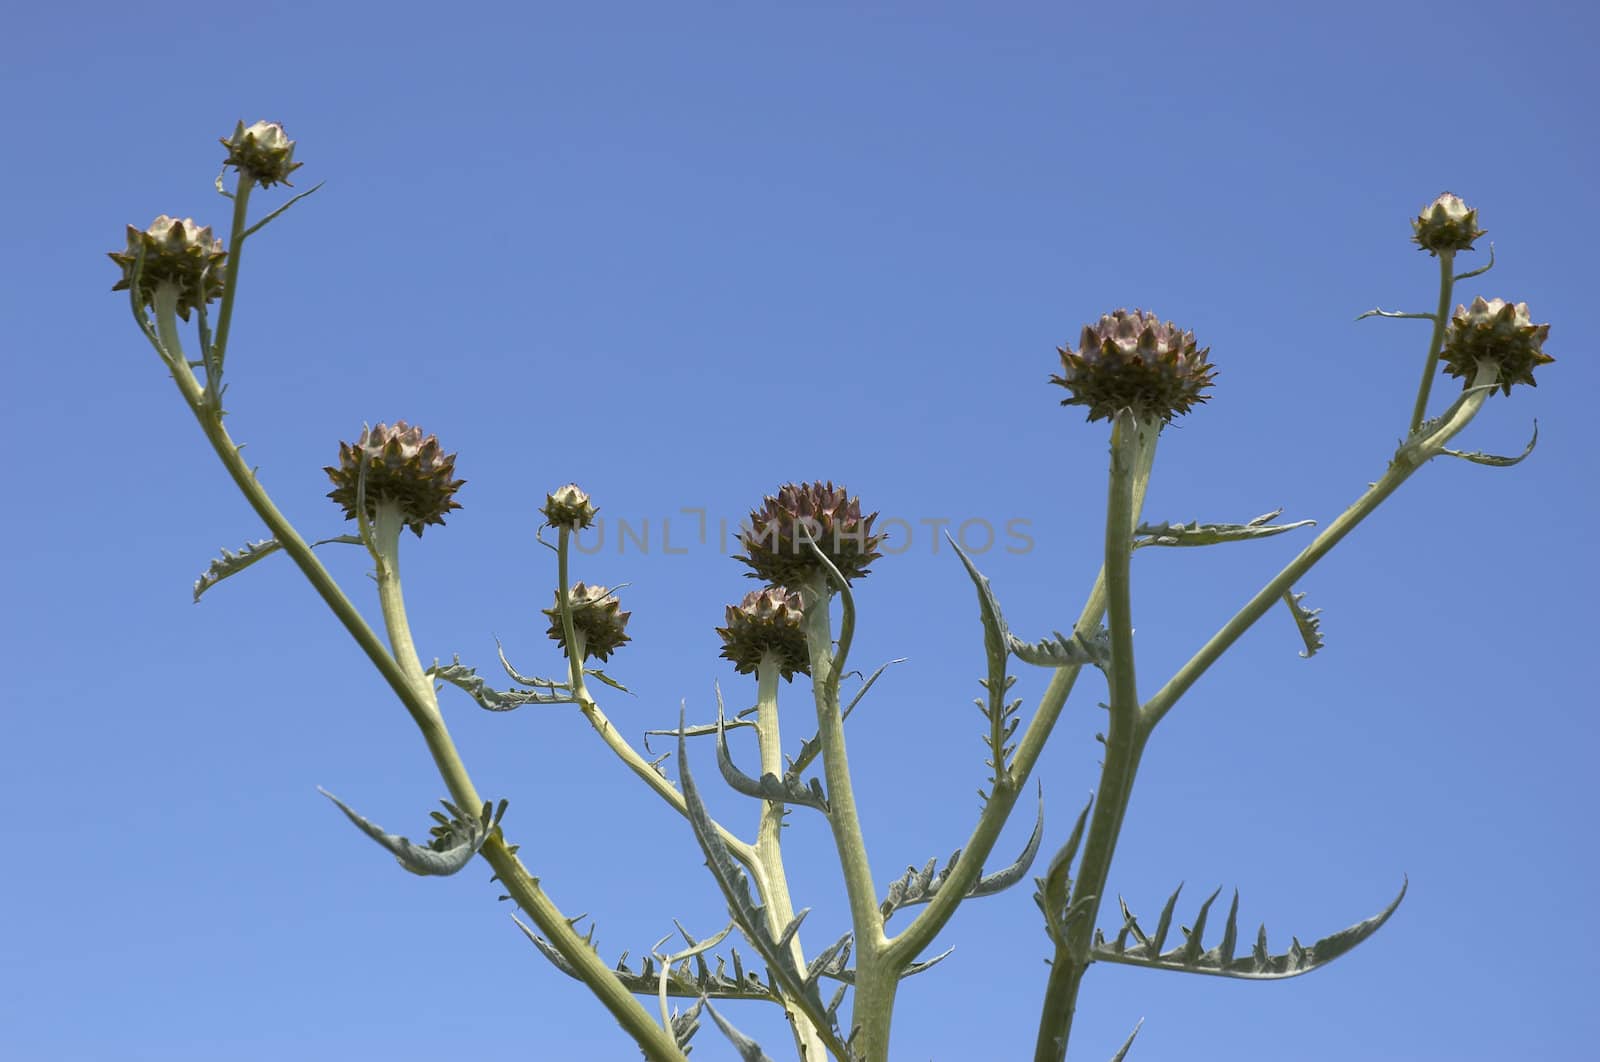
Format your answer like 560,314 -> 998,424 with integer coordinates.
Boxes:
325,421 -> 465,537
736,482 -> 884,588
717,587 -> 809,681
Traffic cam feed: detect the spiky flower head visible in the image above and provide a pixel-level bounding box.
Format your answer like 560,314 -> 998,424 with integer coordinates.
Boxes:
220,120 -> 302,188
1411,192 -> 1484,256
1439,296 -> 1554,395
717,587 -> 809,681
737,482 -> 884,588
542,483 -> 598,531
325,421 -> 465,537
107,216 -> 226,321
1052,309 -> 1216,423
544,583 -> 632,661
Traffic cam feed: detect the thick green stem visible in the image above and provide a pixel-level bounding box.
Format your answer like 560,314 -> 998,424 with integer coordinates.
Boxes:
887,421 -> 1159,970
1408,252 -> 1455,434
753,655 -> 827,1060
210,177 -> 254,371
800,574 -> 890,1060
1144,360 -> 1498,729
153,296 -> 684,1062
1032,415 -> 1156,1061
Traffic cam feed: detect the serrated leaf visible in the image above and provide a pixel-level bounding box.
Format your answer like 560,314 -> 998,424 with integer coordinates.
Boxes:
318,788 -> 503,876
676,708 -> 851,1055
1092,878 -> 1407,979
1133,509 -> 1315,549
882,786 -> 1045,919
1282,589 -> 1325,659
430,655 -> 577,710
1009,627 -> 1112,670
494,639 -> 570,689
1034,794 -> 1094,944
949,536 -> 1022,790
192,534 -> 361,603
1441,419 -> 1538,467
514,916 -> 783,1003
585,667 -> 632,693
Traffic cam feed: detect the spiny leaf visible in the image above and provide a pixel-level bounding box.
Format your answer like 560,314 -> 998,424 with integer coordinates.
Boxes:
948,536 -> 1020,791
318,789 -> 504,876
1092,878 -> 1407,979
1034,794 -> 1095,944
429,655 -> 577,710
1133,509 -> 1315,549
494,639 -> 570,689
1282,589 -> 1325,659
713,685 -> 829,812
664,998 -> 705,1057
585,667 -> 632,693
192,534 -> 361,602
514,916 -> 782,1003
1108,1018 -> 1144,1062
882,785 -> 1045,919
701,998 -> 777,1062
1441,419 -> 1538,467
676,708 -> 851,1054
1009,627 -> 1112,671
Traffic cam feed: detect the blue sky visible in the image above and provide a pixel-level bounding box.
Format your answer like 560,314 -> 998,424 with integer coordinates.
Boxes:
4,2 -> 1596,1059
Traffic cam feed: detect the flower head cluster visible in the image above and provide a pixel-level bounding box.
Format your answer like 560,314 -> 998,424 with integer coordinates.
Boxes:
325,421 -> 465,537
737,481 -> 884,588
107,216 -> 227,321
1439,296 -> 1554,395
1052,309 -> 1215,423
221,120 -> 302,188
544,583 -> 632,661
717,587 -> 809,681
1411,192 -> 1484,257
542,483 -> 598,531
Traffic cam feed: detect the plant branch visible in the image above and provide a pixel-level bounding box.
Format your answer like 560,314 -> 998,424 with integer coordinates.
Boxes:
1408,252 -> 1456,434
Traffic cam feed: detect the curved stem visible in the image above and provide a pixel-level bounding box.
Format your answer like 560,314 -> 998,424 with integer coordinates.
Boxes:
1408,252 -> 1455,434
152,298 -> 684,1062
553,529 -> 756,863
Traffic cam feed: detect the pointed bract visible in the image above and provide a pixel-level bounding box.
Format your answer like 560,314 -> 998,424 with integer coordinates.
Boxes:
541,482 -> 598,531
324,421 -> 465,537
544,582 -> 632,661
736,481 -> 884,586
716,587 -> 809,680
108,215 -> 227,321
220,119 -> 302,188
1411,192 -> 1484,256
1052,309 -> 1216,423
1439,296 -> 1554,395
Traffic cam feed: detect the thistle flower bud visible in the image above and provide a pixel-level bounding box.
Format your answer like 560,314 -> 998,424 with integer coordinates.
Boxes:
324,421 -> 465,537
542,483 -> 598,531
1439,296 -> 1554,395
737,482 -> 884,588
1051,309 -> 1215,423
717,587 -> 809,681
107,216 -> 227,321
544,583 -> 632,661
1411,192 -> 1484,256
220,120 -> 302,188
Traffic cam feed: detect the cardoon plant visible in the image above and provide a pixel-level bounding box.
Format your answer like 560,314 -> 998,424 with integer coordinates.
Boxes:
114,125 -> 1552,1061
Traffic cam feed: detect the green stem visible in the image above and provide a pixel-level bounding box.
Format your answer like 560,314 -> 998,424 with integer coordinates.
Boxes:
1032,415 -> 1156,1061
886,421 -> 1160,970
153,297 -> 684,1062
753,654 -> 827,1061
210,176 -> 254,371
800,573 -> 890,1060
552,529 -> 756,861
1144,360 -> 1498,730
1408,252 -> 1455,434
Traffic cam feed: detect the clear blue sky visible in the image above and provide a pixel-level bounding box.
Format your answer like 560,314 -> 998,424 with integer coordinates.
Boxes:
4,2 -> 1596,1059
